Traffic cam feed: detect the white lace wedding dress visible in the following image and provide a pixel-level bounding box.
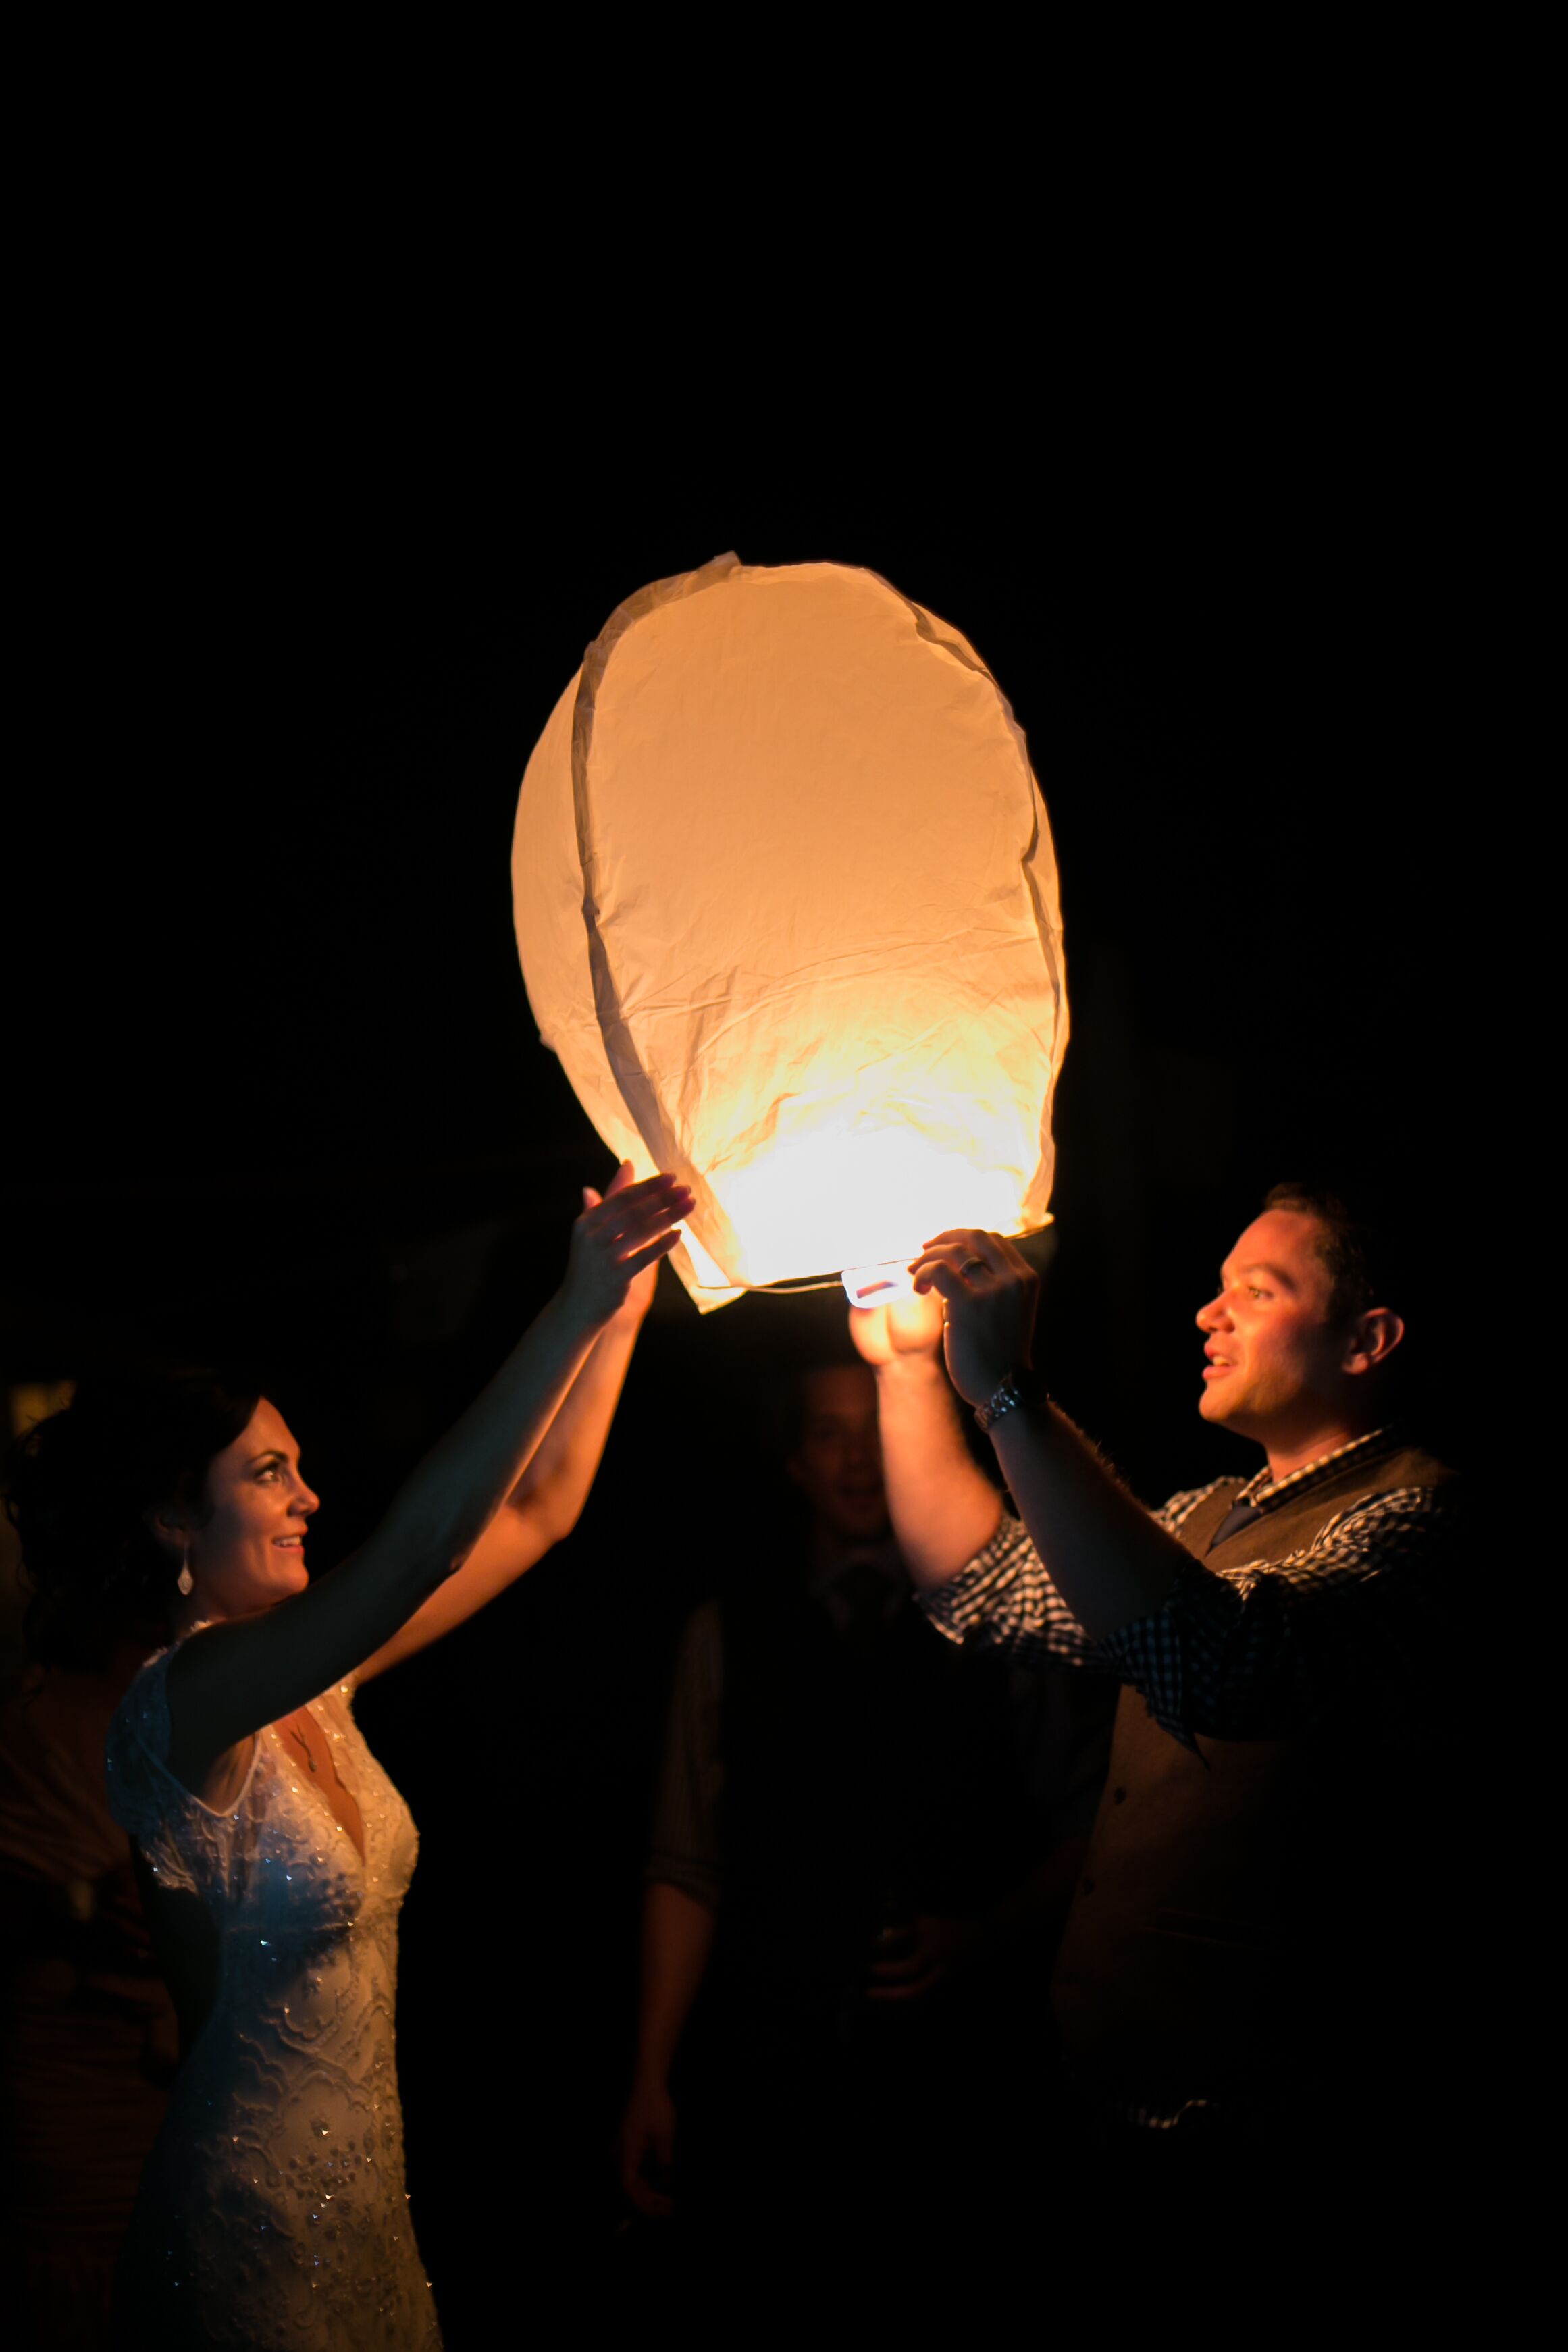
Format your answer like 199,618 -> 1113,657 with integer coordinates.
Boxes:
105,1644 -> 441,2349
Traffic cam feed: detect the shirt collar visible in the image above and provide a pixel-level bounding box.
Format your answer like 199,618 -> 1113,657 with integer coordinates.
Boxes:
806,1535 -> 906,1601
1236,1426 -> 1396,1513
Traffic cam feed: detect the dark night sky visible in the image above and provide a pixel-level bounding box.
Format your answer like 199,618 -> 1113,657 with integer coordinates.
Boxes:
1,429 -> 1476,2315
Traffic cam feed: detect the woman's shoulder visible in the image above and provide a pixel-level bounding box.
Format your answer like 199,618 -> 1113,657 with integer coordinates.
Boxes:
104,1642 -> 184,1840
107,1640 -> 179,1755
105,1658 -> 262,1902
105,1629 -> 257,1835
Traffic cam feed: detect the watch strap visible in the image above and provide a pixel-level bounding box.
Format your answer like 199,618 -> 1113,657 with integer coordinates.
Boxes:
974,1370 -> 1040,1432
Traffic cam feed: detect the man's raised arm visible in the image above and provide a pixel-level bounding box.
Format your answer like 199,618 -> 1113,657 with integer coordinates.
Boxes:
908,1230 -> 1189,1642
848,1292 -> 1003,1586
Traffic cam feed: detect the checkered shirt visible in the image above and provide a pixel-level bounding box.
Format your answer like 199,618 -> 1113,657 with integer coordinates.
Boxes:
918,1429 -> 1461,1747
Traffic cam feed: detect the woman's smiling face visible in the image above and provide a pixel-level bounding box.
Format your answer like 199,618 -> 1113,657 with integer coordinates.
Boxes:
172,1400 -> 319,1619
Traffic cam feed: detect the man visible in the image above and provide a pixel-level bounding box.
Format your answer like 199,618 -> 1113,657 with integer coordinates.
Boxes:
852,1185 -> 1461,2187
618,1357 -> 1112,2259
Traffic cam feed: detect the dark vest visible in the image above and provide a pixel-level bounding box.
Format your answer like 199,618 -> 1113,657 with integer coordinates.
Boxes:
1050,1438 -> 1457,2110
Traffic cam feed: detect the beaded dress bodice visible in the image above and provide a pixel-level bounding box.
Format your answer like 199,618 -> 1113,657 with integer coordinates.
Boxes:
105,1642 -> 440,2349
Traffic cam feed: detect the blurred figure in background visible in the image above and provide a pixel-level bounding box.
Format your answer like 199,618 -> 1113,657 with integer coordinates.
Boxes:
617,1345 -> 1113,2278
0,1601 -> 178,2352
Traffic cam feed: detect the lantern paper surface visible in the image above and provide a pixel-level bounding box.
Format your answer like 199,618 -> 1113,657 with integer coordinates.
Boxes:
512,555 -> 1067,1310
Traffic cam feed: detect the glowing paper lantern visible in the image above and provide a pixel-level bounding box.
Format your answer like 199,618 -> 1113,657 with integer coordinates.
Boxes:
512,554 -> 1067,1311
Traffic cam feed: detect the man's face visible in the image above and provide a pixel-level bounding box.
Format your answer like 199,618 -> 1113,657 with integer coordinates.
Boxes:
786,1365 -> 890,1546
1195,1210 -> 1352,1442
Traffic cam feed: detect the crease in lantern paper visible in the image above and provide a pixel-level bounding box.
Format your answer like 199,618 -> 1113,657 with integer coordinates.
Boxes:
610,933 -> 1058,1036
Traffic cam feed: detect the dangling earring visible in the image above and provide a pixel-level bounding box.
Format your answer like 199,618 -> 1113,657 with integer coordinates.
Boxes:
177,1545 -> 194,1598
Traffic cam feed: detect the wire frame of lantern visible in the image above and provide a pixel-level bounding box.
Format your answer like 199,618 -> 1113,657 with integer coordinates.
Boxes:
512,554 -> 1067,1311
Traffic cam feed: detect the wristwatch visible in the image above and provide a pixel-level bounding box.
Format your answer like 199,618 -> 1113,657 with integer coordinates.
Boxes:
974,1369 -> 1041,1433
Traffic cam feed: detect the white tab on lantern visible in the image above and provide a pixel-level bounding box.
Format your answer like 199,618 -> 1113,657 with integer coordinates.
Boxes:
841,1261 -> 916,1309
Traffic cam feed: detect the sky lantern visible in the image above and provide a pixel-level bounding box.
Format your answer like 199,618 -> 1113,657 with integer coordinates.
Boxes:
511,554 -> 1068,1311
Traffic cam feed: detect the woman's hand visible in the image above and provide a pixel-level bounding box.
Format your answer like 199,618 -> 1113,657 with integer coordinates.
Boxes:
563,1166 -> 692,1328
908,1228 -> 1040,1407
581,1164 -> 674,1328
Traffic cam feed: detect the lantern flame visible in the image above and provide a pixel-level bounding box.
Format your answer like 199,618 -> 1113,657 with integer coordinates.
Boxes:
711,1125 -> 1025,1292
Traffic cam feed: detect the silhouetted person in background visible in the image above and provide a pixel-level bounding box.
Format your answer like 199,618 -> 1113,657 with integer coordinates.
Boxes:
618,1355 -> 1113,2276
868,1184 -> 1463,2234
0,1626 -> 178,2351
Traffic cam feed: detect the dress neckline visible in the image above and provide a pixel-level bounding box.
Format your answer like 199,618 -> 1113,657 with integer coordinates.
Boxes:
267,1695 -> 368,1869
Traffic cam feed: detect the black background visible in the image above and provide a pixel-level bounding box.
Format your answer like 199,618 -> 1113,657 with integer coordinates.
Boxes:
3,434 -> 1474,2319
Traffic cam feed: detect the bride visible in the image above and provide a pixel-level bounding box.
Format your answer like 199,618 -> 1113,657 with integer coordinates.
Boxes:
8,1166 -> 691,2349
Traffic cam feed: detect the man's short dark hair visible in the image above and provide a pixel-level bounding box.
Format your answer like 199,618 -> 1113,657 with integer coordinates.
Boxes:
1262,1182 -> 1383,1323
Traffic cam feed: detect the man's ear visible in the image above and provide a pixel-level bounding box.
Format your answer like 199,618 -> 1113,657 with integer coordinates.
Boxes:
1343,1307 -> 1405,1378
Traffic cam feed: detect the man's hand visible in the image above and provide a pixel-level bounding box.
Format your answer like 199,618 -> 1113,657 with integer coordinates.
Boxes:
865,1913 -> 986,2004
847,1288 -> 945,1367
618,2074 -> 678,2220
908,1229 -> 1041,1408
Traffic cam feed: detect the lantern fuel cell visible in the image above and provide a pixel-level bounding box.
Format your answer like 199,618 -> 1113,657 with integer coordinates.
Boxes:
841,1264 -> 917,1309
513,556 -> 1068,1310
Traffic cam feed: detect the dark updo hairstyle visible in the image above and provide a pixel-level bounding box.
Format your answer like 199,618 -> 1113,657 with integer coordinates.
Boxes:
4,1365 -> 261,1669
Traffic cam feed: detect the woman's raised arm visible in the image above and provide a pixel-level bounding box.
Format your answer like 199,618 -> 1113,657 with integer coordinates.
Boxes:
355,1169 -> 664,1684
162,1172 -> 691,1790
